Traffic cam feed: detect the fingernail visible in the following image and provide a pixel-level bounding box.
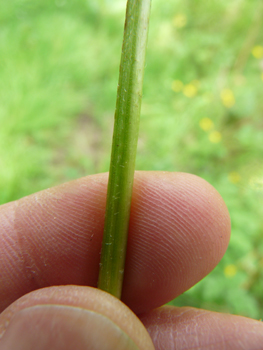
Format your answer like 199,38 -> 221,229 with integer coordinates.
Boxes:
0,305 -> 140,350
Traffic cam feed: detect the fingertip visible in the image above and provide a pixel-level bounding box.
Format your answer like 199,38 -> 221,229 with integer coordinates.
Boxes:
0,306 -> 141,350
0,286 -> 154,350
0,171 -> 231,315
123,172 -> 231,313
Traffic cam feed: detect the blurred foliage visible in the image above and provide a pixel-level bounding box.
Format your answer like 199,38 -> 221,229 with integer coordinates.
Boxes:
1,0 -> 263,319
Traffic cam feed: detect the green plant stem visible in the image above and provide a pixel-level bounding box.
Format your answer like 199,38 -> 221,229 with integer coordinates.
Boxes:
97,0 -> 151,299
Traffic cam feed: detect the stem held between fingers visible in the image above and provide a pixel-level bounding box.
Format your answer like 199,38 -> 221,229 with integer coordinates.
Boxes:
98,0 -> 151,299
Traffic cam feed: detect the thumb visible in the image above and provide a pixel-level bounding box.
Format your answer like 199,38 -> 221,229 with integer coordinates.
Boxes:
0,286 -> 154,350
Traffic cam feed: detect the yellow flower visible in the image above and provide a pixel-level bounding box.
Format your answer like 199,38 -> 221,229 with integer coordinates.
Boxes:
183,84 -> 197,98
191,79 -> 200,88
252,45 -> 263,59
173,14 -> 187,28
224,264 -> 237,278
199,117 -> 214,131
228,172 -> 241,184
209,131 -> 222,143
220,89 -> 235,108
171,80 -> 184,92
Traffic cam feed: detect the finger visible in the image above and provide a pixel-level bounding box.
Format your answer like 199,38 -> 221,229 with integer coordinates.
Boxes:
0,286 -> 154,350
0,171 -> 230,314
140,306 -> 263,350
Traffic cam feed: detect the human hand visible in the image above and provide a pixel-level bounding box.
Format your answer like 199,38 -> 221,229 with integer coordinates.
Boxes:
0,172 -> 262,349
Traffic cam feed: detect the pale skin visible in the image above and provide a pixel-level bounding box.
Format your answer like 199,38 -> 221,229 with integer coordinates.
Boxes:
0,171 -> 263,349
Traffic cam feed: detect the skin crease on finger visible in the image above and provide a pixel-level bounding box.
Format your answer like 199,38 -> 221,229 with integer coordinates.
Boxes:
0,171 -> 231,315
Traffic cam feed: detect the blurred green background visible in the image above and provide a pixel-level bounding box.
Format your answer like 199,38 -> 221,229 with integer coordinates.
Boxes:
1,0 -> 263,319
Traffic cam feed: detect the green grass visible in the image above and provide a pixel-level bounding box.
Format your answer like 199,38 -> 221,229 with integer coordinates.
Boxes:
1,0 -> 263,319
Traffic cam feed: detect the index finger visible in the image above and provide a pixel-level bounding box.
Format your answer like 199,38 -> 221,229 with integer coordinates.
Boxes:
0,171 -> 231,314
